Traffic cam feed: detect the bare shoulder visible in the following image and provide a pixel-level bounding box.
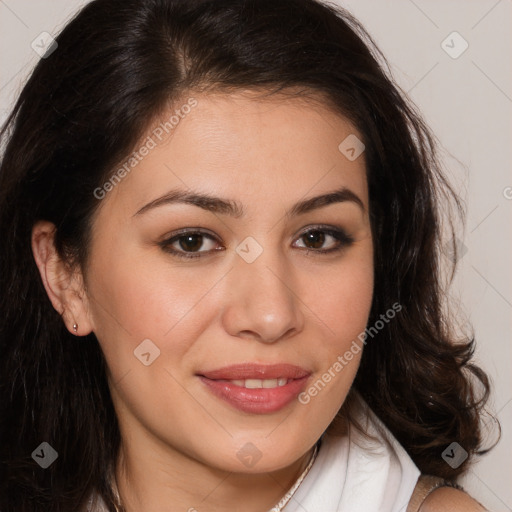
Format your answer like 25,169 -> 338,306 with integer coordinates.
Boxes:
419,486 -> 488,512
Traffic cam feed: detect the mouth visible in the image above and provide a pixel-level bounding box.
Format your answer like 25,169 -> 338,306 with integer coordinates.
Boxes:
197,363 -> 311,414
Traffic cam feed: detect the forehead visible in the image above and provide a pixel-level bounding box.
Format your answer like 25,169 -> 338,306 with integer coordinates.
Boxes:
98,91 -> 369,218
165,90 -> 361,166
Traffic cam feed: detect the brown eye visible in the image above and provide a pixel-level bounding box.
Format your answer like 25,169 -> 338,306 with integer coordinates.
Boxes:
178,234 -> 204,252
302,230 -> 326,249
160,230 -> 221,259
160,226 -> 353,260
294,227 -> 353,254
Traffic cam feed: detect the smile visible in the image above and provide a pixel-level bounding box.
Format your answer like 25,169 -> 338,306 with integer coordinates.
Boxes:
197,364 -> 311,414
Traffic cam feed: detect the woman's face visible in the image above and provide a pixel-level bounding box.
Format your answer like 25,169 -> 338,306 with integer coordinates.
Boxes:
83,91 -> 373,473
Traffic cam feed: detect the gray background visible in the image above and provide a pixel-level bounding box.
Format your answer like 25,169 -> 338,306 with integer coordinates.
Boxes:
1,0 -> 510,510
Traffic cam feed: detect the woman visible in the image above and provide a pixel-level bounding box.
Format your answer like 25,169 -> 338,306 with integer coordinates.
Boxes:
0,0 -> 497,510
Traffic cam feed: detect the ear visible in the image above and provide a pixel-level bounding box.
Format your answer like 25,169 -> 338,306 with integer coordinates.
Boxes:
31,220 -> 94,336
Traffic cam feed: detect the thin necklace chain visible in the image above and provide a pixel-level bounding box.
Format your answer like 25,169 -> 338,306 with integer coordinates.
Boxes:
267,442 -> 319,512
110,442 -> 320,512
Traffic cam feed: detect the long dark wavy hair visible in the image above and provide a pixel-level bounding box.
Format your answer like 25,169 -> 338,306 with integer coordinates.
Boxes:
0,0 -> 498,510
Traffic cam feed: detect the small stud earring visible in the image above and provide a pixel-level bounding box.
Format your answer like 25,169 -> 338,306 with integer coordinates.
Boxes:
73,323 -> 78,334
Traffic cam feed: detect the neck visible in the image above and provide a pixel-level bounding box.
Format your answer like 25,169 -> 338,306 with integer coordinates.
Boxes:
114,435 -> 315,512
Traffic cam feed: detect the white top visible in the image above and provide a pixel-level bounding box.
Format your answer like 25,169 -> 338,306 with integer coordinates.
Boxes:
285,394 -> 421,512
85,394 -> 420,511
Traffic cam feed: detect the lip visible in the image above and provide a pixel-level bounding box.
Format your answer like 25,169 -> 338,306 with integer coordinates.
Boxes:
197,364 -> 311,414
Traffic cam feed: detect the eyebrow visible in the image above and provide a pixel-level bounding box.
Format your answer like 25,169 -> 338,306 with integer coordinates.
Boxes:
134,185 -> 365,218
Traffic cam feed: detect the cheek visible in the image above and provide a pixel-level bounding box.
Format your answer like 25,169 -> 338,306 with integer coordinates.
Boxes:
314,252 -> 374,344
85,245 -> 221,374
296,265 -> 372,423
303,249 -> 373,399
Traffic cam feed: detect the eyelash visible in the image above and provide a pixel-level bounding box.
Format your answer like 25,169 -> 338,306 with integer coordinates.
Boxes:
159,225 -> 354,260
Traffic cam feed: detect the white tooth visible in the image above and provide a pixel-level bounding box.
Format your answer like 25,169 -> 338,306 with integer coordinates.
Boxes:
277,378 -> 287,387
245,379 -> 263,389
262,379 -> 278,388
231,380 -> 245,387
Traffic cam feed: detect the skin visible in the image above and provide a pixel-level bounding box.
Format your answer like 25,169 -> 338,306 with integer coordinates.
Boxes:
31,91 -> 484,511
420,488 -> 488,511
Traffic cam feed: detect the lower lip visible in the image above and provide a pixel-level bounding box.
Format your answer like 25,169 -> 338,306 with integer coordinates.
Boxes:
199,376 -> 309,414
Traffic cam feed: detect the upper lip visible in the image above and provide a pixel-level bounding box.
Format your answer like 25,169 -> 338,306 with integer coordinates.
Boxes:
198,363 -> 311,380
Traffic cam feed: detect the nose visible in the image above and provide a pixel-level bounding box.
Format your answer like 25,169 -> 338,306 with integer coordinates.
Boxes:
221,245 -> 305,344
